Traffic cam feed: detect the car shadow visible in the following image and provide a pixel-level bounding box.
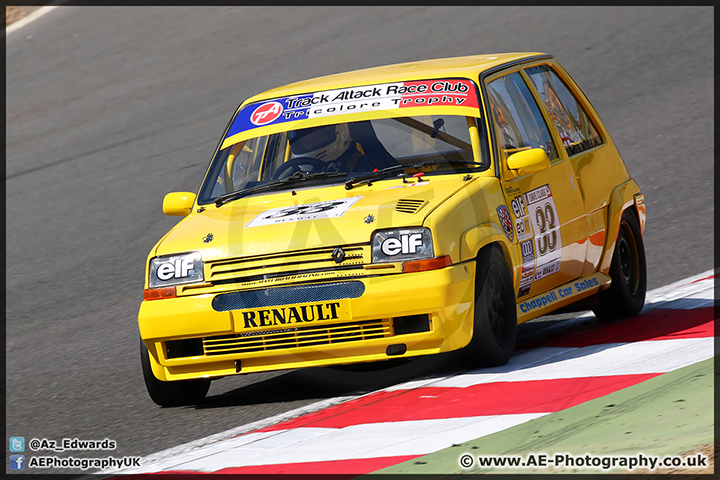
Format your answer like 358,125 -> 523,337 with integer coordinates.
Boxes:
521,297 -> 713,349
196,350 -> 466,409
196,297 -> 712,409
468,297 -> 713,378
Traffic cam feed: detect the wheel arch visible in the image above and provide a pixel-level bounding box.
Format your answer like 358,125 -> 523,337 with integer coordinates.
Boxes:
141,340 -> 170,382
598,179 -> 644,274
461,222 -> 512,260
476,240 -> 514,278
460,223 -> 517,292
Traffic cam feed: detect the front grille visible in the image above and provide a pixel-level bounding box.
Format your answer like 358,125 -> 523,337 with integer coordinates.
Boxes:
395,199 -> 428,214
203,318 -> 392,355
206,245 -> 368,285
212,281 -> 365,312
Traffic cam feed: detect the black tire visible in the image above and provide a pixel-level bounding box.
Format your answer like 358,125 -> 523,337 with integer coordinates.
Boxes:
464,245 -> 517,367
592,209 -> 647,320
141,341 -> 211,407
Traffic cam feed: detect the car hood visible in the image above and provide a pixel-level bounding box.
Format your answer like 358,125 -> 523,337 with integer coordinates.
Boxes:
154,176 -> 476,261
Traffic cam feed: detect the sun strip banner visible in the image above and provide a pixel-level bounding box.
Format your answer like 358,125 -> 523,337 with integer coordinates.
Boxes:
225,78 -> 480,140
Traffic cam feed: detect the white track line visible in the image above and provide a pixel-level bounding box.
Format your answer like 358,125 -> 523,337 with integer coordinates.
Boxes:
100,394 -> 358,475
6,5 -> 62,36
390,337 -> 712,390
646,269 -> 714,301
135,413 -> 548,473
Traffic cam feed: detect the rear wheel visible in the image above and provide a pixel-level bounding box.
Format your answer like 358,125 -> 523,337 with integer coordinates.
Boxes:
464,245 -> 517,367
141,341 -> 211,407
592,210 -> 647,320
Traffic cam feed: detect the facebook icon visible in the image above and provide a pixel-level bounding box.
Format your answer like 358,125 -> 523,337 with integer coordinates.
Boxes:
10,455 -> 25,470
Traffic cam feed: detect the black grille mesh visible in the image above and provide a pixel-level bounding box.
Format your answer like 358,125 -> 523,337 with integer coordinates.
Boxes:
203,318 -> 391,355
212,281 -> 365,312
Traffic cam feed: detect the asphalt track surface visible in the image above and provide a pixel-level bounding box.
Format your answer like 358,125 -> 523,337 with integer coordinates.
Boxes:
5,6 -> 713,472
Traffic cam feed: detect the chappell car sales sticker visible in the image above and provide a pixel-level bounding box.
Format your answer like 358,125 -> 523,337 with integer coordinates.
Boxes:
224,78 -> 480,144
245,197 -> 364,228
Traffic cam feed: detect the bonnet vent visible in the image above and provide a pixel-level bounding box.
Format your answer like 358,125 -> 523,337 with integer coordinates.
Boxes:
395,199 -> 427,214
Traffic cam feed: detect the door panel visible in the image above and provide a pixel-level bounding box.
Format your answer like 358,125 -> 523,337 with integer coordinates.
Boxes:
486,70 -> 588,299
523,62 -> 627,274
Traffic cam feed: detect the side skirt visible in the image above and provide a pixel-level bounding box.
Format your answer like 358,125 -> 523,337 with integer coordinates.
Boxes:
516,272 -> 611,324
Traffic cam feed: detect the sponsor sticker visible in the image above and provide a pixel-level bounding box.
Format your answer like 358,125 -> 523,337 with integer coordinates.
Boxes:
149,252 -> 203,288
515,216 -> 534,242
534,258 -> 561,280
518,275 -> 601,314
381,233 -> 424,256
225,78 -> 480,141
496,205 -> 514,242
525,184 -> 552,204
245,196 -> 363,228
235,301 -> 350,330
510,194 -> 533,242
524,184 -> 562,280
504,185 -> 521,197
518,270 -> 533,298
250,101 -> 284,126
520,240 -> 535,273
510,194 -> 527,218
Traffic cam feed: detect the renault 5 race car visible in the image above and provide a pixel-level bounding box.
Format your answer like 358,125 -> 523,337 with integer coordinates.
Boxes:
139,53 -> 647,407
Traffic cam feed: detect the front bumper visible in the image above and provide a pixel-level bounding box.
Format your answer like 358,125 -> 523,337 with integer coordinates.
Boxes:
139,262 -> 475,381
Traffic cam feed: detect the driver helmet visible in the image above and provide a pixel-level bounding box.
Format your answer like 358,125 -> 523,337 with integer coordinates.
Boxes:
289,123 -> 351,163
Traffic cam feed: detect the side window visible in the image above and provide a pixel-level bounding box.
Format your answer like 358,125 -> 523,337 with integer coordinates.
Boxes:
524,65 -> 602,156
487,72 -> 559,163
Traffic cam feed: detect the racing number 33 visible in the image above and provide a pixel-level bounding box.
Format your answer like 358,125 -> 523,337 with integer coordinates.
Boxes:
535,203 -> 557,256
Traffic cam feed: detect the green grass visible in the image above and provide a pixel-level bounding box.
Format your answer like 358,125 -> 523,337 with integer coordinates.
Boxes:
372,357 -> 714,474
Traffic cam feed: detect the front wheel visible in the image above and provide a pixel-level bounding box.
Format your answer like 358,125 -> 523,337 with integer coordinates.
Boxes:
141,341 -> 211,407
464,245 -> 517,367
592,209 -> 647,320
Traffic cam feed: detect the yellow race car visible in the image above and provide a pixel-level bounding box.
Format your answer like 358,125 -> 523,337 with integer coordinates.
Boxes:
139,53 -> 646,407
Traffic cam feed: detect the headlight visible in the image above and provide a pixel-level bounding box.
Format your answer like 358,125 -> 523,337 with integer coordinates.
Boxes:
148,252 -> 204,288
371,228 -> 434,263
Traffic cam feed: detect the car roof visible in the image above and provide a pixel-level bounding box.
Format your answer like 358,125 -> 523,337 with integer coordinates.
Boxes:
243,52 -> 550,105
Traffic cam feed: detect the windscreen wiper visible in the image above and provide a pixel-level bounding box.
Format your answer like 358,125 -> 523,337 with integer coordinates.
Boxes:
344,160 -> 484,190
215,171 -> 346,207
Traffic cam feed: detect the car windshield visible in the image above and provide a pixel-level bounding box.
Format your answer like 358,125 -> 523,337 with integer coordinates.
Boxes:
198,115 -> 486,204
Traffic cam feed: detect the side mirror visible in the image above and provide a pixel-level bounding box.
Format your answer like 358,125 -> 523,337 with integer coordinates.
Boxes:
162,192 -> 196,216
507,148 -> 550,176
